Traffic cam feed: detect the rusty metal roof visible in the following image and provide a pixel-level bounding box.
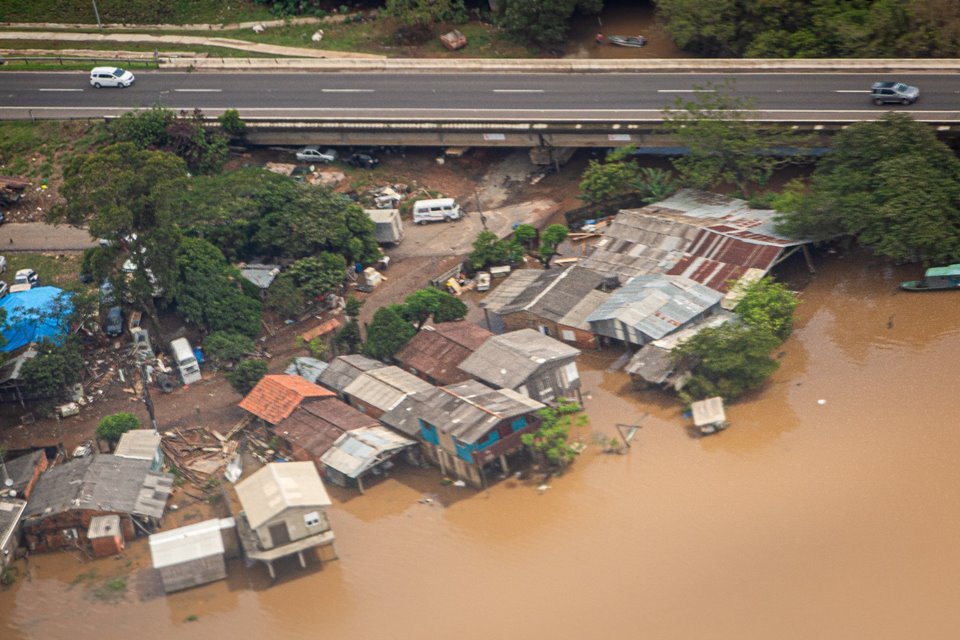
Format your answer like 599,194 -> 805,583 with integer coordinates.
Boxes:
343,366 -> 435,413
393,322 -> 492,386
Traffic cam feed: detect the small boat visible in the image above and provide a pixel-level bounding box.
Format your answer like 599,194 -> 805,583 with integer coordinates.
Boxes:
608,35 -> 647,48
900,264 -> 960,291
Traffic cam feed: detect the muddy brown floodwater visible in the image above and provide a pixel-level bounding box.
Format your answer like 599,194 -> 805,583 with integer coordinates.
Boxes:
4,250 -> 960,639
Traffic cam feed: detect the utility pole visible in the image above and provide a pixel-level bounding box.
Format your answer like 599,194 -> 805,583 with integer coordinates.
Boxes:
92,0 -> 103,30
140,363 -> 159,433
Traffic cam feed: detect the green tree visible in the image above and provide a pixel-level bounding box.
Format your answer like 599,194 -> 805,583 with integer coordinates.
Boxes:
470,230 -> 513,270
512,223 -> 538,248
385,0 -> 466,27
54,143 -> 187,332
674,323 -> 781,402
632,167 -> 678,204
20,338 -> 85,400
217,109 -> 247,138
656,0 -> 740,56
165,108 -> 228,175
333,320 -> 362,355
579,148 -> 641,204
287,253 -> 346,300
663,80 -> 811,197
536,224 -> 569,268
96,412 -> 141,444
344,295 -> 363,321
227,359 -> 269,396
733,277 -> 798,341
265,273 -> 307,319
111,106 -> 174,149
403,288 -> 468,330
205,331 -> 256,367
175,237 -> 262,337
363,305 -> 416,359
502,0 -> 603,48
775,114 -> 960,264
521,399 -> 585,468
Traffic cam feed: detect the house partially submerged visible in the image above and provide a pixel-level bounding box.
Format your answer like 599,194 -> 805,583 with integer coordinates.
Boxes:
586,275 -> 723,347
579,189 -> 811,292
0,498 -> 27,570
393,321 -> 492,386
1,449 -> 48,499
382,380 -> 545,488
625,310 -> 735,389
458,329 -> 582,404
235,462 -> 336,579
317,354 -> 386,399
342,365 -> 435,418
21,455 -> 173,553
320,426 -> 416,492
480,266 -> 610,350
149,517 -> 237,593
113,429 -> 163,471
239,374 -> 334,426
275,396 -> 379,470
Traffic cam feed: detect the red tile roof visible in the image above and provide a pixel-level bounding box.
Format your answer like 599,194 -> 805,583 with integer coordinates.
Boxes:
239,374 -> 334,425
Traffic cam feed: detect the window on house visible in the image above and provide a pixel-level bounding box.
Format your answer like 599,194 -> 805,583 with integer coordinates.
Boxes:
511,416 -> 528,432
454,438 -> 474,463
304,512 -> 322,527
563,361 -> 580,383
63,528 -> 79,540
561,329 -> 576,342
419,419 -> 439,445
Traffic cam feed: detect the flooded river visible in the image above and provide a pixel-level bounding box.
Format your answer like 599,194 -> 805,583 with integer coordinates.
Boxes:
3,251 -> 960,639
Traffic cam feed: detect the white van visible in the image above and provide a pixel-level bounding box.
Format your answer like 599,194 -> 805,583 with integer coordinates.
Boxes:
412,198 -> 461,225
90,66 -> 135,88
170,337 -> 202,385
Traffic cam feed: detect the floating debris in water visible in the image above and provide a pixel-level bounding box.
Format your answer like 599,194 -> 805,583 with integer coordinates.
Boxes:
817,399 -> 826,405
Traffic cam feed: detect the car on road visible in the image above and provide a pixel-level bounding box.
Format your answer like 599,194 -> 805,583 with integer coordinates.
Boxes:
90,66 -> 135,88
295,146 -> 338,163
0,281 -> 8,299
345,153 -> 380,169
14,268 -> 39,287
870,81 -> 919,105
105,306 -> 124,337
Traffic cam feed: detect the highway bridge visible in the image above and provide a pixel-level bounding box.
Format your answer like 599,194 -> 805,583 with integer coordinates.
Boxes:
2,70 -> 959,148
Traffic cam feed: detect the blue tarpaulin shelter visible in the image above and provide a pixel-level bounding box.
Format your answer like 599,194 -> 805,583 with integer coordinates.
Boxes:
0,286 -> 72,353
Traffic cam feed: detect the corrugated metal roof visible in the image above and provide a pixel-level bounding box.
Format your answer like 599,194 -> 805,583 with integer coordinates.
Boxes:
557,289 -> 610,331
239,264 -> 280,289
381,381 -> 544,444
114,430 -> 161,461
320,426 -> 415,479
284,357 -> 330,384
24,455 -> 173,521
3,449 -> 44,496
0,499 -> 27,551
343,366 -> 435,413
149,518 -> 233,568
393,322 -> 492,385
458,329 -> 580,390
277,396 -> 379,461
624,311 -> 735,383
317,355 -> 386,394
479,270 -> 542,313
691,396 -> 726,427
580,189 -> 807,292
235,462 -> 331,530
586,275 -> 723,342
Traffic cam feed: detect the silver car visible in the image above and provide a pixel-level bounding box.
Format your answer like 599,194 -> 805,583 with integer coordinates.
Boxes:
295,146 -> 338,163
870,81 -> 919,105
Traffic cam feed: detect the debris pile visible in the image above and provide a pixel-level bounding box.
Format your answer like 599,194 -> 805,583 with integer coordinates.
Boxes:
161,426 -> 240,487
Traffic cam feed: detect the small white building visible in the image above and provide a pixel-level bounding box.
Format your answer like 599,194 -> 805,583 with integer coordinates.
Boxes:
149,517 -> 236,593
114,429 -> 163,471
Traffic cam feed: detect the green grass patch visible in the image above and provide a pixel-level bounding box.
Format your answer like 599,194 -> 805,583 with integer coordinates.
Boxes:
0,121 -> 106,182
92,576 -> 127,601
0,0 -> 273,25
68,568 -> 98,587
4,254 -> 84,289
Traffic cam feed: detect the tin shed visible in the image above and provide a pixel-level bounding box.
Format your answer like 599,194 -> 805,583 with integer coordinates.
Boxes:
149,517 -> 235,593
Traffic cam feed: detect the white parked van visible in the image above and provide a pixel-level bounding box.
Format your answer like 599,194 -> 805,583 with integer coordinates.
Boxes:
170,337 -> 202,385
412,198 -> 461,225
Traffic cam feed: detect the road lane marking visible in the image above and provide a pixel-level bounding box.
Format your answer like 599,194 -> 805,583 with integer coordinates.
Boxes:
493,89 -> 545,93
322,89 -> 374,93
834,90 -> 870,93
174,89 -> 223,92
38,88 -> 83,92
658,89 -> 716,93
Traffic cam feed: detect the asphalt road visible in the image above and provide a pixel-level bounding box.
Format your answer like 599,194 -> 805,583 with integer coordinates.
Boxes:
1,72 -> 959,121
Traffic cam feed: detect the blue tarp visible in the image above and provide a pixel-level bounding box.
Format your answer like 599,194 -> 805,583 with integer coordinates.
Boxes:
0,286 -> 72,353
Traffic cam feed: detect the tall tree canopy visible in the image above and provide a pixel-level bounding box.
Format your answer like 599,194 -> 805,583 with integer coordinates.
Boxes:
657,0 -> 960,58
775,114 -> 960,264
501,0 -> 602,48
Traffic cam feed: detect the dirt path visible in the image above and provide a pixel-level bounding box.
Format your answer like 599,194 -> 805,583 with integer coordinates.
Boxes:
0,222 -> 98,251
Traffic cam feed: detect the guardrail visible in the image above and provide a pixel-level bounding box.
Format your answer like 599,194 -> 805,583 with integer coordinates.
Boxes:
1,55 -> 158,66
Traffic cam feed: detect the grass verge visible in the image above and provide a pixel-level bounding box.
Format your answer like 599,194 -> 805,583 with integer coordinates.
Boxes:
4,253 -> 84,289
